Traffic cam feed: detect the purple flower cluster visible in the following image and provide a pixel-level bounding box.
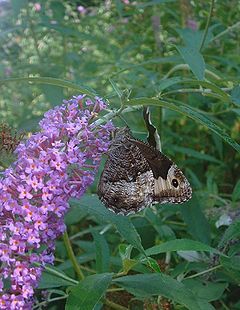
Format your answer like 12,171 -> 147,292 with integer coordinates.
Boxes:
0,95 -> 113,309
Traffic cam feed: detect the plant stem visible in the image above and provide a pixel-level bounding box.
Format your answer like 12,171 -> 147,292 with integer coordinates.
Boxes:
165,251 -> 171,264
107,287 -> 125,293
184,264 -> 221,279
93,105 -> 142,127
163,87 -> 231,97
200,0 -> 215,51
220,299 -> 231,310
104,298 -> 128,310
164,220 -> 187,226
38,264 -> 78,285
163,64 -> 188,80
211,21 -> 240,42
70,224 -> 106,240
63,230 -> 85,280
163,65 -> 221,80
33,295 -> 68,309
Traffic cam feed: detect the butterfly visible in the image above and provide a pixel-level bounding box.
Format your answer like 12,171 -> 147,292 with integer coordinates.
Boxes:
97,127 -> 192,215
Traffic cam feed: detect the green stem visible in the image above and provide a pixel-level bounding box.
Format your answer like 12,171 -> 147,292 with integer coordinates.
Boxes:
200,0 -> 215,51
33,295 -> 68,309
107,288 -> 125,293
163,65 -> 221,81
104,298 -> 128,310
163,87 -> 231,96
163,64 -> 188,80
209,194 -> 228,204
39,265 -> 78,285
211,21 -> 240,42
70,224 -> 107,240
92,105 -> 142,127
184,264 -> 221,279
219,299 -> 231,310
114,271 -> 128,278
165,251 -> 171,264
164,220 -> 187,227
63,230 -> 84,280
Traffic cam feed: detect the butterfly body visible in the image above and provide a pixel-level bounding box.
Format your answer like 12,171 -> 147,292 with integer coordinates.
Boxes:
98,127 -> 192,215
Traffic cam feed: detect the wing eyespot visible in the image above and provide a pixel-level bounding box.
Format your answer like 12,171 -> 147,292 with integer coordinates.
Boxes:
171,179 -> 179,188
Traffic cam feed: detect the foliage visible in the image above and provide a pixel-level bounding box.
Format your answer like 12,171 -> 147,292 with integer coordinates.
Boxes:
0,0 -> 240,309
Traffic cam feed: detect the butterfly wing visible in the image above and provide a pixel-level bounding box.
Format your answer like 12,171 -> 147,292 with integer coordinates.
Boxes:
98,128 -> 155,215
130,139 -> 192,204
98,127 -> 192,215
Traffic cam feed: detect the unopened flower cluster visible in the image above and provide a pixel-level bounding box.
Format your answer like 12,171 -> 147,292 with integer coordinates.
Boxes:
0,95 -> 113,309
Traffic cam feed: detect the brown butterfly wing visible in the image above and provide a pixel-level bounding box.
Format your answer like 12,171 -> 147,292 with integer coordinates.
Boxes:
98,128 -> 154,215
98,127 -> 192,215
130,139 -> 192,204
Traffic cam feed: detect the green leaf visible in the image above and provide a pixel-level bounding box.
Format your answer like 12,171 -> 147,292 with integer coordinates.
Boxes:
169,145 -> 222,164
144,208 -> 175,239
70,195 -> 145,254
119,244 -> 133,260
145,239 -> 219,256
221,255 -> 240,271
183,280 -> 227,302
111,215 -> 145,255
211,133 -> 223,160
127,98 -> 240,153
0,77 -> 97,97
57,253 -> 96,271
177,250 -> 206,262
144,257 -> 162,273
159,78 -> 229,101
179,105 -> 237,151
180,195 -> 211,244
232,180 -> 240,202
122,258 -> 138,274
218,268 -> 240,284
119,245 -> 138,273
186,168 -> 202,189
109,78 -> 123,98
180,105 -> 239,152
218,220 -> 240,248
65,273 -> 112,310
158,77 -> 184,92
231,85 -> 240,106
92,231 -> 110,273
176,46 -> 205,80
176,28 -> 213,50
164,79 -> 230,101
38,268 -> 77,289
113,273 -> 215,310
64,202 -> 88,225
